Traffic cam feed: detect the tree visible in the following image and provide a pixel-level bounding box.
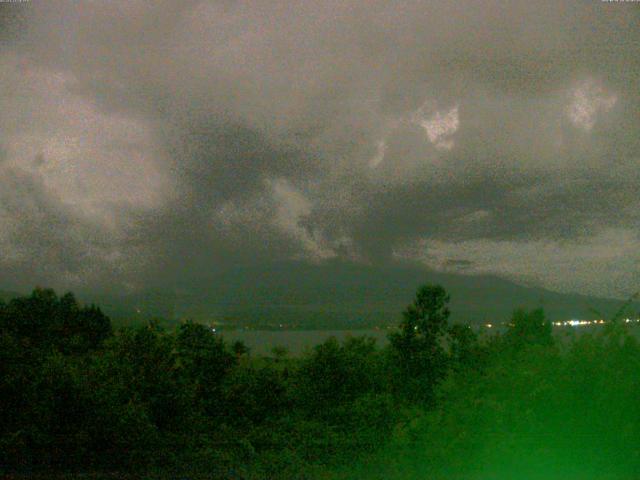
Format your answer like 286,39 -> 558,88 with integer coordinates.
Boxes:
448,323 -> 481,370
1,288 -> 58,345
271,345 -> 289,363
232,339 -> 250,358
223,362 -> 289,426
505,307 -> 553,350
0,289 -> 112,353
389,284 -> 451,402
297,336 -> 380,416
75,305 -> 112,350
174,322 -> 236,418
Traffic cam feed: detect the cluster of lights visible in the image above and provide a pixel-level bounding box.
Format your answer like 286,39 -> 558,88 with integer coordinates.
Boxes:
555,319 -> 605,327
481,318 -> 640,329
554,318 -> 640,327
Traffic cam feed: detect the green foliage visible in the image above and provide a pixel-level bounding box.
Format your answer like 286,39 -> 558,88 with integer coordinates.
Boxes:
448,323 -> 483,371
174,321 -> 236,419
341,324 -> 640,480
3,285 -> 640,480
223,362 -> 289,427
389,284 -> 451,402
271,344 -> 289,361
0,288 -> 111,353
232,339 -> 250,357
297,335 -> 383,415
504,307 -> 553,350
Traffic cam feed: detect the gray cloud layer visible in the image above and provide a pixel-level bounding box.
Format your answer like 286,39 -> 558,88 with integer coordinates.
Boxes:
1,1 -> 639,297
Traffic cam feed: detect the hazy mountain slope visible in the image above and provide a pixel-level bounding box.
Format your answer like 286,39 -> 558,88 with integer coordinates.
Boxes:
2,261 -> 634,326
89,260 -> 637,327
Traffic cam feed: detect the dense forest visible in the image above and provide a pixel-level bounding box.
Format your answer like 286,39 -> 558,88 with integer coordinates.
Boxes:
2,285 -> 640,479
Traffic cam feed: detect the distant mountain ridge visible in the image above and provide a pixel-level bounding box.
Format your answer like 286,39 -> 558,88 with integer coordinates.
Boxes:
76,261 -> 639,328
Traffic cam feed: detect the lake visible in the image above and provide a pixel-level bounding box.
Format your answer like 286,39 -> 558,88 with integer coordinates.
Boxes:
220,323 -> 640,356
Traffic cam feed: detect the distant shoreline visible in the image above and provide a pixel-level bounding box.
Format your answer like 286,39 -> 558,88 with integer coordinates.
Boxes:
219,323 -> 640,355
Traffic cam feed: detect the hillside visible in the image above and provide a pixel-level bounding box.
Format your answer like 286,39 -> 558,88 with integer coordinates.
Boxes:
83,260 -> 638,327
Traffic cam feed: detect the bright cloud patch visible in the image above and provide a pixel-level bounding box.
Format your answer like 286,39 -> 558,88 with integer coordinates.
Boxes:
369,140 -> 387,168
0,54 -> 169,229
567,80 -> 617,131
215,179 -> 351,261
270,178 -> 346,261
413,103 -> 460,150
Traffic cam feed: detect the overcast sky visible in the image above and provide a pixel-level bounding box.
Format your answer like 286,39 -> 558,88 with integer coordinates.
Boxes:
0,1 -> 639,298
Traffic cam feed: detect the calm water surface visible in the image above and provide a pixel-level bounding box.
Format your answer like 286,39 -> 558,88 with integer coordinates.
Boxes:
221,324 -> 640,356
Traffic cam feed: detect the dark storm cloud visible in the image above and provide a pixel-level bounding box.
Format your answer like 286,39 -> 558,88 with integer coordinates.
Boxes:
1,0 -> 639,296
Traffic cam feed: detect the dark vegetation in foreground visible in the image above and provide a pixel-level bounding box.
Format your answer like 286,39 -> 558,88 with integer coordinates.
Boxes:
2,286 -> 640,479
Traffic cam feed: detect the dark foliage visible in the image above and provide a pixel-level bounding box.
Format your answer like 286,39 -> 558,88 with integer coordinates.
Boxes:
388,284 -> 451,402
1,286 -> 639,479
